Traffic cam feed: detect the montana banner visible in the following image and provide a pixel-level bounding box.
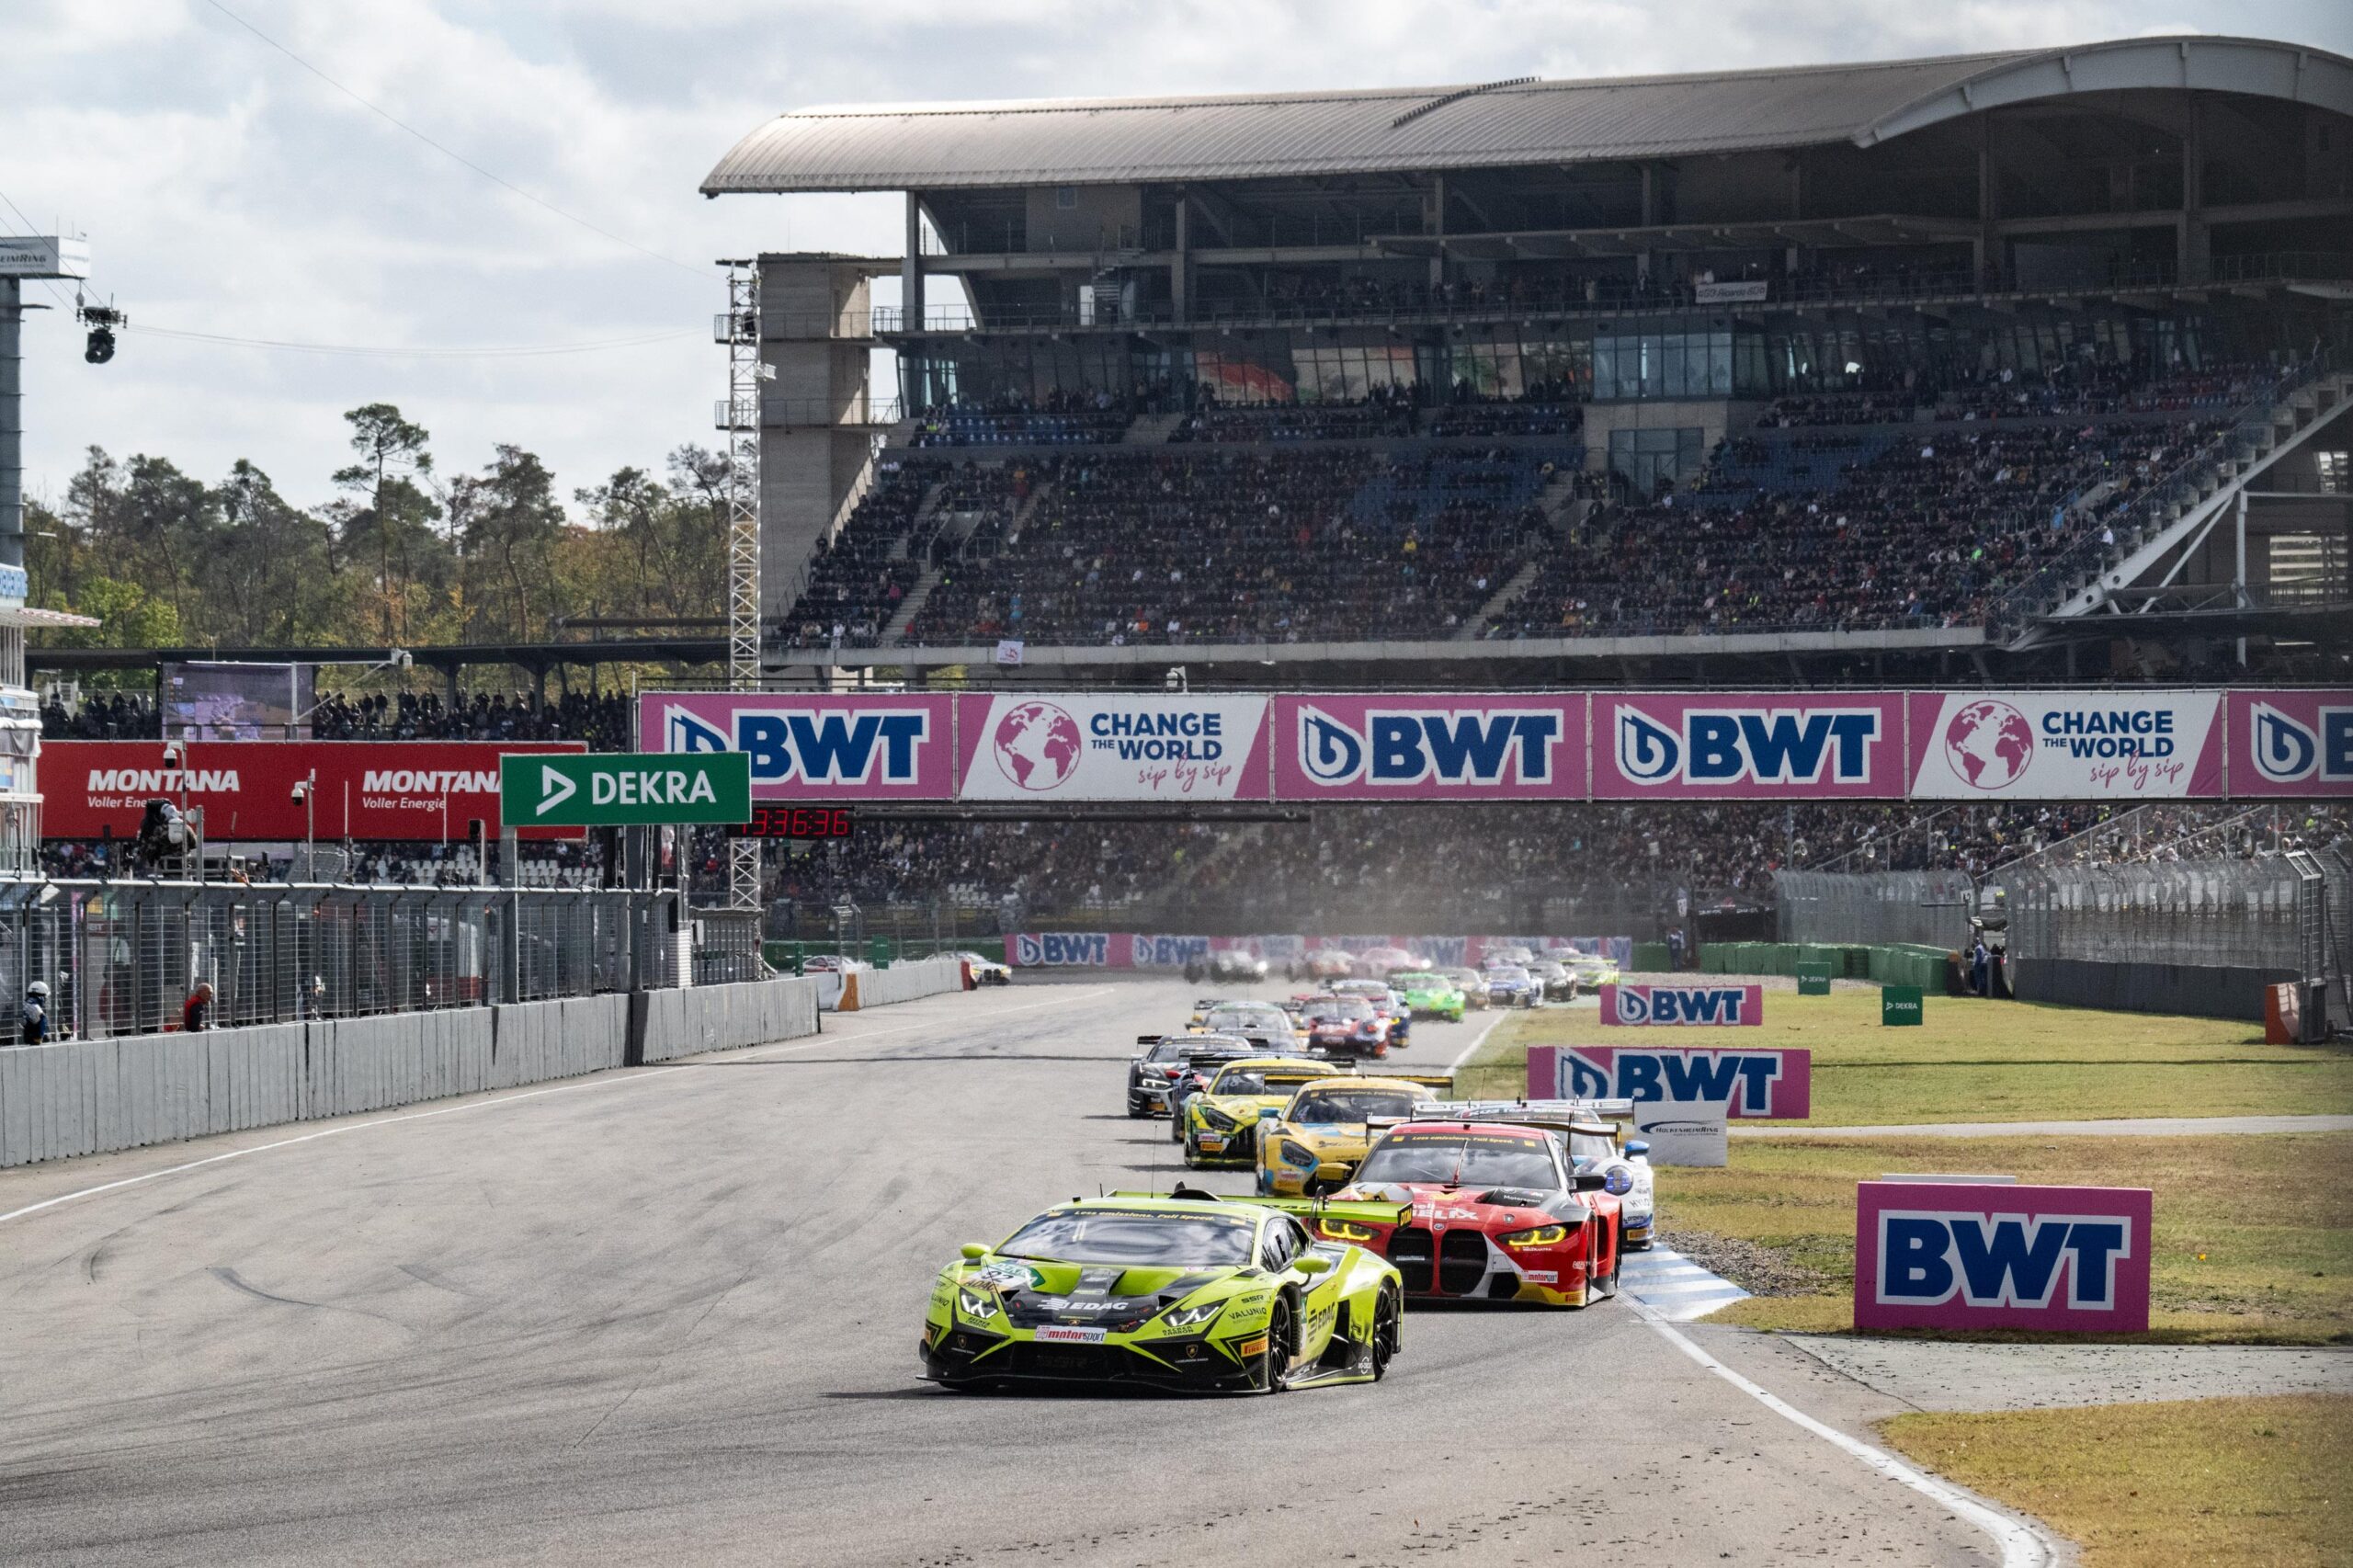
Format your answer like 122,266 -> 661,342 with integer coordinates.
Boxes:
1906,690 -> 2223,800
1527,1044 -> 1809,1118
41,740 -> 586,842
640,692 -> 956,801
1593,692 -> 1904,799
2226,688 -> 2353,798
1596,983 -> 1765,1026
956,693 -> 1270,801
1855,1181 -> 2152,1334
1273,694 -> 1586,799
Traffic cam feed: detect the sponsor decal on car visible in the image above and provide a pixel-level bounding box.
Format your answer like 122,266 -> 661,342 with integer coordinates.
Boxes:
1520,1269 -> 1559,1284
1034,1325 -> 1109,1345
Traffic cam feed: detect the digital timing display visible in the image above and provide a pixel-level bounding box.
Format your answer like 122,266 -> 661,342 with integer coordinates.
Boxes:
727,804 -> 855,839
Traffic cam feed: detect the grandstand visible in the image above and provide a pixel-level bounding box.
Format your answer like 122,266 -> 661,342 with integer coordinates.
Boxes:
708,35 -> 2353,683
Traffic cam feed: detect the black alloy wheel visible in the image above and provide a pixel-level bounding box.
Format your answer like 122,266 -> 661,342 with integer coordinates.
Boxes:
1370,1290 -> 1400,1380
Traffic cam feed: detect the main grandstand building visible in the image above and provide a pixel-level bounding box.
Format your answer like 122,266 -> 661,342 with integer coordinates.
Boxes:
706,35 -> 2353,684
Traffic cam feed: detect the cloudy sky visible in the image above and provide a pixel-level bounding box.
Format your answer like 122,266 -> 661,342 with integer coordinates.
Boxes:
6,0 -> 2348,515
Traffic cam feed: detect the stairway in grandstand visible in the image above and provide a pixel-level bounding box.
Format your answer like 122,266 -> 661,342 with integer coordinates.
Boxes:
881,567 -> 944,644
1457,559 -> 1545,640
2004,369 -> 2353,646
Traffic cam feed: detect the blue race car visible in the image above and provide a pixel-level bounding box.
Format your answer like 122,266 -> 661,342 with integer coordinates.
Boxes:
1482,964 -> 1542,1008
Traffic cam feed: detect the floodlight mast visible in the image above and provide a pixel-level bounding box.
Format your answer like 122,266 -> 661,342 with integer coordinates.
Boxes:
720,258 -> 763,913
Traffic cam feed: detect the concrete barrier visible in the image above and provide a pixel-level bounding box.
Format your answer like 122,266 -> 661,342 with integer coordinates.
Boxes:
835,956 -> 964,1011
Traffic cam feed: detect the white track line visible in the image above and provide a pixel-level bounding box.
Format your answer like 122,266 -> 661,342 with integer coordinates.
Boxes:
1444,1009 -> 1511,1075
1631,1300 -> 2056,1568
0,984 -> 1112,1230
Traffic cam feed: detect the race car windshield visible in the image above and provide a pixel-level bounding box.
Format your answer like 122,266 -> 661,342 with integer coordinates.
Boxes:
1204,1008 -> 1281,1033
1570,1131 -> 1618,1162
1356,1133 -> 1559,1189
1393,973 -> 1445,990
1289,1089 -> 1423,1123
1307,1000 -> 1376,1024
998,1210 -> 1256,1267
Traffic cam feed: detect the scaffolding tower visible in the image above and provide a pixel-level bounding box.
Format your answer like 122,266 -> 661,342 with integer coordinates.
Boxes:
719,260 -> 763,913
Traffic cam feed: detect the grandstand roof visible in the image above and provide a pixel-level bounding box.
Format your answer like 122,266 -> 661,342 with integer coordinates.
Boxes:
707,35 -> 2353,195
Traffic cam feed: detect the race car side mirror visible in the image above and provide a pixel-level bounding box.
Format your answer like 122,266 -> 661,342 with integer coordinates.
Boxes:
1624,1141 -> 1650,1157
1573,1172 -> 1608,1192
1258,1107 -> 1282,1120
960,1243 -> 989,1260
1291,1255 -> 1333,1276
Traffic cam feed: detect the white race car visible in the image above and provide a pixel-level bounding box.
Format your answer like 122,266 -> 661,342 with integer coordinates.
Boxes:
953,950 -> 1013,985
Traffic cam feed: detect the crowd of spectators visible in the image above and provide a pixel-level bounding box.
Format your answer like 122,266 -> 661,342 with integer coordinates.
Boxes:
1761,358 -> 2277,427
902,444 -> 1569,645
908,389 -> 1136,448
1170,387 -> 1416,444
40,689 -> 633,748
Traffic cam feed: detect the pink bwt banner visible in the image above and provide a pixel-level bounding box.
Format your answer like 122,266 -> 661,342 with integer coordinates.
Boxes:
1274,694 -> 1586,799
1906,691 -> 2225,801
957,693 -> 1270,802
1593,692 -> 1905,798
1855,1182 -> 2152,1334
640,692 -> 956,800
1528,1044 -> 1809,1118
2227,689 -> 2353,798
1597,983 -> 1765,1027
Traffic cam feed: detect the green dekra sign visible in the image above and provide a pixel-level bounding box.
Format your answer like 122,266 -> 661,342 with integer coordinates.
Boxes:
1881,985 -> 1925,1026
499,753 -> 752,826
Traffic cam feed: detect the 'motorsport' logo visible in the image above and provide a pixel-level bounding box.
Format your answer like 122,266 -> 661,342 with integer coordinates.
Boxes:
1296,706 -> 1561,788
1616,707 -> 1881,787
2248,702 -> 2352,785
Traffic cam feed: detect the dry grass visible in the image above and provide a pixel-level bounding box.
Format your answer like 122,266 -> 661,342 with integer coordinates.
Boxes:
1457,989 -> 2353,1125
1879,1395 -> 2353,1567
1682,1132 -> 2353,1344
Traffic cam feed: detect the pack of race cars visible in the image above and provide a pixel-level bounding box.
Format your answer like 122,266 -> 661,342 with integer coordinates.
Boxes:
922,949 -> 1655,1396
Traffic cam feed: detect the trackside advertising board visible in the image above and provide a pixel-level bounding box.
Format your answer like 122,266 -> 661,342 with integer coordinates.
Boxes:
1906,691 -> 2223,800
1527,1045 -> 1810,1119
1593,692 -> 1905,799
41,740 -> 587,841
956,693 -> 1270,802
642,692 -> 955,800
1596,983 -> 1765,1027
499,753 -> 751,827
1005,933 -> 1632,969
1274,694 -> 1586,799
1855,1181 -> 2152,1334
2227,689 -> 2353,797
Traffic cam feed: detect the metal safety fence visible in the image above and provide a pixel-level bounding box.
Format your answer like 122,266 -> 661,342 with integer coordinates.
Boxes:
0,880 -> 671,1040
1775,869 -> 1977,950
1998,858 -> 2320,975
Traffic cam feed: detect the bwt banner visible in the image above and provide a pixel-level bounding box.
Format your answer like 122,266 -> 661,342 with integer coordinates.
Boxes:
1597,983 -> 1764,1026
957,693 -> 1270,802
1528,1045 -> 1810,1118
1594,692 -> 1904,799
1005,933 -> 1633,969
639,688 -> 2347,803
1856,1181 -> 2152,1334
2229,689 -> 2353,798
1275,694 -> 1586,799
1907,691 -> 2224,800
642,692 -> 955,800
41,740 -> 586,842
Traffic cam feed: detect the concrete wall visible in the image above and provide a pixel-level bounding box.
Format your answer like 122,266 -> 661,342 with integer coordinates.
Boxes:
840,956 -> 966,1010
0,974 -> 835,1169
2008,959 -> 2299,1022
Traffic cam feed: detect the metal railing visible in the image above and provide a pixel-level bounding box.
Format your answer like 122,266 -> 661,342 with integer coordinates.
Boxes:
1774,868 -> 1975,949
0,879 -> 670,1040
2000,857 -> 2316,974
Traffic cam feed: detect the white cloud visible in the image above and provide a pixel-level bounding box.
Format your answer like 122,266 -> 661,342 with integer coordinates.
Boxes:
4,0 -> 2345,515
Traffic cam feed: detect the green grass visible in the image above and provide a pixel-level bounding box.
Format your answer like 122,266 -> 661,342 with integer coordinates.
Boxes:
1457,989 -> 2353,1125
1685,1132 -> 2353,1344
1880,1396 -> 2353,1568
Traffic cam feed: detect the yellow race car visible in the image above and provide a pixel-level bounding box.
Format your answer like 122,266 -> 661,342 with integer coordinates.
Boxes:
1254,1075 -> 1456,1196
1181,1057 -> 1351,1169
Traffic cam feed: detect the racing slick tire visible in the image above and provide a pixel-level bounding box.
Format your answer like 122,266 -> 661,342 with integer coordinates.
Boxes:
1597,1222 -> 1623,1300
1370,1289 -> 1401,1381
1127,1101 -> 1150,1119
1256,1295 -> 1295,1393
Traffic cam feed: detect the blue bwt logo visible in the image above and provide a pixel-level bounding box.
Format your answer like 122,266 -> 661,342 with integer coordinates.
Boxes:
1565,1049 -> 1785,1113
1615,706 -> 1881,787
1877,1211 -> 2133,1312
664,705 -> 930,786
1296,706 -> 1561,787
2249,702 -> 2352,785
1013,933 -> 1109,966
1608,984 -> 1755,1025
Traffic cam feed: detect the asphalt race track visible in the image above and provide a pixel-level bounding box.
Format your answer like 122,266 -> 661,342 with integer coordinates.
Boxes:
0,981 -> 2006,1566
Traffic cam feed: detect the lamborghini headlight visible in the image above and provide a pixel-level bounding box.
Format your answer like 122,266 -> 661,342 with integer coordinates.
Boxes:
957,1287 -> 1001,1319
1501,1224 -> 1569,1249
1160,1299 -> 1223,1329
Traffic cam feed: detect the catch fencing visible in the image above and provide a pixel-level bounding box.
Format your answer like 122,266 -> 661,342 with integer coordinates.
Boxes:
0,879 -> 673,1040
1775,869 -> 1977,950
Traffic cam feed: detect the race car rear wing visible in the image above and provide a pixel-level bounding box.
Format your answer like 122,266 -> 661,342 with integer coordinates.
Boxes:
1404,1098 -> 1636,1137
1112,1188 -> 1414,1231
1375,1072 -> 1459,1091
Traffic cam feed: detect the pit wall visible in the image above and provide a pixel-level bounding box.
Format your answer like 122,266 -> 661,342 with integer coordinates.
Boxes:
0,974 -> 850,1169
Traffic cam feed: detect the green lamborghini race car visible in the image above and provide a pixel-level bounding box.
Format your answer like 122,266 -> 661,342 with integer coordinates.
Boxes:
919,1193 -> 1405,1393
1389,971 -> 1466,1023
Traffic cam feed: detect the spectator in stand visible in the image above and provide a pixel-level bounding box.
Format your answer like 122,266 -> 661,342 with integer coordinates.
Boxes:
183,980 -> 214,1033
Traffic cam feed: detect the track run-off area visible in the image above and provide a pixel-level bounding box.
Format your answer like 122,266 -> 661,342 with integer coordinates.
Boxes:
0,980 -> 2047,1566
